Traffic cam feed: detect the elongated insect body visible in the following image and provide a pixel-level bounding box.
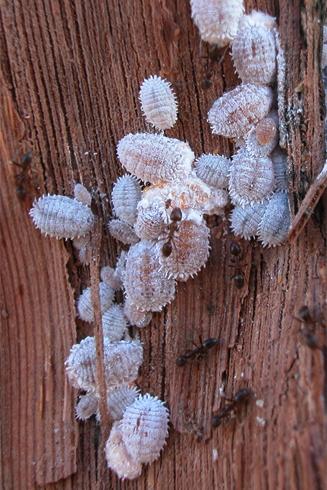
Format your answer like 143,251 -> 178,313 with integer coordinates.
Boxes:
112,175 -> 142,225
134,199 -> 168,240
106,385 -> 141,421
77,282 -> 115,323
30,195 -> 95,239
194,154 -> 231,189
75,393 -> 98,421
74,183 -> 92,206
102,305 -> 128,341
232,11 -> 277,85
258,191 -> 290,247
271,148 -> 288,191
120,394 -> 169,464
108,218 -> 140,245
229,149 -> 275,206
124,241 -> 176,312
208,84 -> 274,138
117,133 -> 194,184
139,75 -> 178,130
190,0 -> 245,46
230,202 -> 267,239
105,422 -> 142,480
159,213 -> 211,281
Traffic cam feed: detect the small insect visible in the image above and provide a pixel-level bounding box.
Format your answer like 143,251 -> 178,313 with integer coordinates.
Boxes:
12,150 -> 34,200
212,388 -> 252,427
161,205 -> 182,257
229,241 -> 245,289
176,337 -> 221,366
294,306 -> 326,350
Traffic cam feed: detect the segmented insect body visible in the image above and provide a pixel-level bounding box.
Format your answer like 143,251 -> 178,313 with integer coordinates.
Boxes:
100,265 -> 122,290
194,154 -> 231,189
159,212 -> 210,281
190,0 -> 245,46
112,175 -> 142,225
30,195 -> 95,239
108,218 -> 140,245
258,191 -> 290,247
229,149 -> 275,206
120,394 -> 169,464
245,113 -> 279,157
72,234 -> 92,264
123,241 -> 176,312
105,422 -> 142,480
139,75 -> 178,130
208,84 -> 274,138
232,11 -> 277,85
230,202 -> 267,239
271,148 -> 288,191
75,393 -> 98,421
123,297 -> 153,328
102,305 -> 128,341
65,337 -> 143,391
73,183 -> 92,206
77,282 -> 115,323
107,385 -> 141,421
134,199 -> 168,240
117,133 -> 194,184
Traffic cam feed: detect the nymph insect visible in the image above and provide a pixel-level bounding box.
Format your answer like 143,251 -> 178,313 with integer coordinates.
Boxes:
212,388 -> 252,427
176,337 -> 221,366
161,205 -> 182,257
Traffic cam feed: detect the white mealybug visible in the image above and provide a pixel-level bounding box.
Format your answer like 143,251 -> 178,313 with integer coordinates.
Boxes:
159,212 -> 210,281
105,421 -> 142,480
123,297 -> 153,328
232,11 -> 277,85
120,394 -> 170,464
208,84 -> 274,138
230,202 -> 267,239
229,149 -> 275,206
72,234 -> 92,265
194,154 -> 231,189
134,199 -> 168,240
73,183 -> 92,206
112,175 -> 142,225
117,133 -> 194,184
123,241 -> 176,312
102,305 -> 128,341
106,385 -> 141,421
30,194 -> 95,239
258,191 -> 290,247
139,75 -> 178,130
77,282 -> 115,323
190,0 -> 244,46
75,393 -> 98,421
65,337 -> 144,391
108,218 -> 140,245
100,265 -> 122,290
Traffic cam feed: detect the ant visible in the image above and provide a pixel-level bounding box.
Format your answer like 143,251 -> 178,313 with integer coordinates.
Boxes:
294,305 -> 326,350
11,150 -> 33,200
161,201 -> 182,257
212,388 -> 252,428
176,337 -> 221,366
229,241 -> 245,289
201,45 -> 229,90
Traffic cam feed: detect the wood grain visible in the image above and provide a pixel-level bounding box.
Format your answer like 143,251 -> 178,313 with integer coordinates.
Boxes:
0,1 -> 326,489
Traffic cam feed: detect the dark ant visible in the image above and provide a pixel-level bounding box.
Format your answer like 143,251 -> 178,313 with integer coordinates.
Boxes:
161,202 -> 182,257
295,305 -> 326,350
176,337 -> 221,366
212,388 -> 252,428
201,45 -> 229,90
11,150 -> 33,200
229,241 -> 245,289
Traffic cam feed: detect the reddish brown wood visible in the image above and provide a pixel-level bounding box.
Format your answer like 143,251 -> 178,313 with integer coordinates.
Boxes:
0,1 -> 326,489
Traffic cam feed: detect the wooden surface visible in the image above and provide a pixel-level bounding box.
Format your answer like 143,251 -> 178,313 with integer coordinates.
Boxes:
0,1 -> 326,489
